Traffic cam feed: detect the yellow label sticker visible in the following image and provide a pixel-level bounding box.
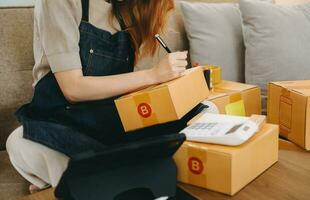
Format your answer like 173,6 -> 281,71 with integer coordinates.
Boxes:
225,100 -> 246,116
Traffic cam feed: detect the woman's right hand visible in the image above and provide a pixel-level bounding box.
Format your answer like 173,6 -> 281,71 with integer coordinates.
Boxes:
150,51 -> 188,84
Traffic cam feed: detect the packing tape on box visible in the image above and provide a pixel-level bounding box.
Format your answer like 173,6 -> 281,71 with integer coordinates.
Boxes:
225,100 -> 246,116
290,86 -> 310,89
280,84 -> 310,90
187,144 -> 207,187
226,93 -> 246,116
133,93 -> 159,126
279,88 -> 293,138
213,88 -> 246,116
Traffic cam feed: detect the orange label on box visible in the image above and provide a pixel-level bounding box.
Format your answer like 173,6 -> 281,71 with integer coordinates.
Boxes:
134,94 -> 158,126
188,157 -> 204,175
187,146 -> 207,187
137,103 -> 152,118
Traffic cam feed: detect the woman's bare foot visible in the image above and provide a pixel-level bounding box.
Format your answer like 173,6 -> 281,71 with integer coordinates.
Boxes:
29,184 -> 41,194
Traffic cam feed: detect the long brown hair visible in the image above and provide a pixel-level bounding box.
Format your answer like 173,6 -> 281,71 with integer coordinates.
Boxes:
108,0 -> 174,62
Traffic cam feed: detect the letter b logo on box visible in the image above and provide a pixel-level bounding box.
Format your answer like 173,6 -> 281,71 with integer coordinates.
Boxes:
188,157 -> 204,175
137,103 -> 152,118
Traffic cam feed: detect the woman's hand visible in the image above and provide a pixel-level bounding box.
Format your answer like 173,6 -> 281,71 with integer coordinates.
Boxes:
150,51 -> 188,84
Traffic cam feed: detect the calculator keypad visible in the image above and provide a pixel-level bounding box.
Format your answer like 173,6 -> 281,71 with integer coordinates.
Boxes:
187,123 -> 217,130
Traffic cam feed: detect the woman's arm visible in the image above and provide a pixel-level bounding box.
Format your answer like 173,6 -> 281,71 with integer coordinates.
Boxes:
55,51 -> 188,103
55,68 -> 154,102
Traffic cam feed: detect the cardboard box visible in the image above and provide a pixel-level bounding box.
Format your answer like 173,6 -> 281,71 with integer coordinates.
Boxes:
279,138 -> 304,152
268,81 -> 310,150
173,124 -> 279,196
115,67 -> 209,132
205,81 -> 261,116
202,65 -> 222,85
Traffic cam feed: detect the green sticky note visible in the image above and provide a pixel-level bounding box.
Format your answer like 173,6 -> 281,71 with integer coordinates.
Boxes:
225,100 -> 246,116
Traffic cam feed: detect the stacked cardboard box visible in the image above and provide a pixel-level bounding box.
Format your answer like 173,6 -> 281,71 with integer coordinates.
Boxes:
172,76 -> 276,195
115,63 -> 278,196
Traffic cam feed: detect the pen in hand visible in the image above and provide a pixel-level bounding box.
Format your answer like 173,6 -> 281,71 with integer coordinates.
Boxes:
155,34 -> 190,78
155,34 -> 172,53
155,34 -> 194,66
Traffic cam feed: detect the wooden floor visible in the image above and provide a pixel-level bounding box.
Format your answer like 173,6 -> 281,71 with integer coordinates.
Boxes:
21,139 -> 310,200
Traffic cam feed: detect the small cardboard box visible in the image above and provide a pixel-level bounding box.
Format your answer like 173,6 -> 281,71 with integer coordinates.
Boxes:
115,67 -> 210,132
202,65 -> 222,85
268,81 -> 310,150
173,124 -> 279,196
205,80 -> 261,116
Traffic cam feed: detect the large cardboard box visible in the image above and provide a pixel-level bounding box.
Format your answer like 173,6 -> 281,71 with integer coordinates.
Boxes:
205,81 -> 261,116
115,67 -> 209,132
173,124 -> 279,196
268,81 -> 310,150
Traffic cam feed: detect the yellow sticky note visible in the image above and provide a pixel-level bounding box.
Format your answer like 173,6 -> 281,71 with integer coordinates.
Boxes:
225,100 -> 246,116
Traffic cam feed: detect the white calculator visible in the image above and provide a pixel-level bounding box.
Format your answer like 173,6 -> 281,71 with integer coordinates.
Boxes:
180,113 -> 265,146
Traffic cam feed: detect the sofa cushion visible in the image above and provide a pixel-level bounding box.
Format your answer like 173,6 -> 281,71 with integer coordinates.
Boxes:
180,2 -> 245,82
240,0 -> 310,111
